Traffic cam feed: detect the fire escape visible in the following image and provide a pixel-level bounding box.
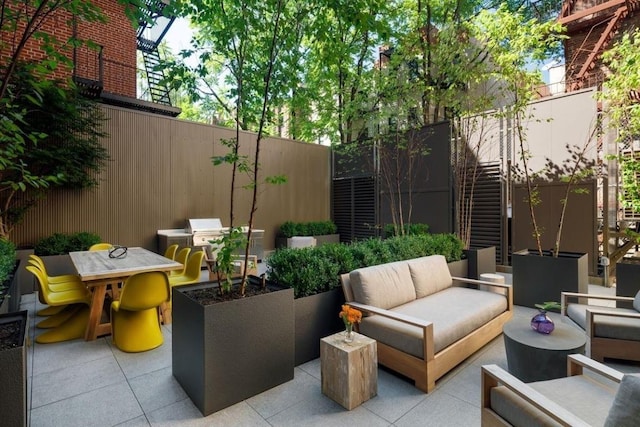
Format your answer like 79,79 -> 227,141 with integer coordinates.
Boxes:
137,0 -> 176,106
559,0 -> 640,91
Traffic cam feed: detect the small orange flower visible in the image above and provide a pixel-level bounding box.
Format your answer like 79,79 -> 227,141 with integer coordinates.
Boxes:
339,304 -> 362,325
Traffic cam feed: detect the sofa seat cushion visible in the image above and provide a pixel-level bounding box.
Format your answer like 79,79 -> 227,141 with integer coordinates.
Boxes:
567,304 -> 640,341
490,374 -> 617,427
350,261 -> 416,310
359,287 -> 507,357
406,255 -> 452,298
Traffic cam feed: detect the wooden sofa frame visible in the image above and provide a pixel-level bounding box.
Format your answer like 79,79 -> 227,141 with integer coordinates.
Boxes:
561,291 -> 640,362
341,274 -> 513,392
481,354 -> 623,427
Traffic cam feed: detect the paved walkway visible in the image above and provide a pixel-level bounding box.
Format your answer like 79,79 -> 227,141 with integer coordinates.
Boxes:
23,273 -> 639,426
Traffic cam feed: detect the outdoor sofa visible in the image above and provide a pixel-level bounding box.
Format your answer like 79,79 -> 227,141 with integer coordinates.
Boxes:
341,254 -> 513,392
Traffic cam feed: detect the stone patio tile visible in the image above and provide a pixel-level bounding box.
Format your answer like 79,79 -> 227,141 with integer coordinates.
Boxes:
128,366 -> 188,414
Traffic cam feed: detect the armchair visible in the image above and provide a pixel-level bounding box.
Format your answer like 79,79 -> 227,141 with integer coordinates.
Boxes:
561,291 -> 640,362
481,354 -> 640,427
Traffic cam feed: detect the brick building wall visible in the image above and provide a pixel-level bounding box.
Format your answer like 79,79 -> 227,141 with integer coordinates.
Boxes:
1,0 -> 136,98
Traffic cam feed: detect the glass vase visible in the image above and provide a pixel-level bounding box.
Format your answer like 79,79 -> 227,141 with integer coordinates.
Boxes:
344,323 -> 354,343
531,310 -> 555,334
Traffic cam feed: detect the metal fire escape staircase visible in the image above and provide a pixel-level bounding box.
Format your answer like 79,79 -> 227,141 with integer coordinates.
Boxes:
559,0 -> 639,90
136,0 -> 176,105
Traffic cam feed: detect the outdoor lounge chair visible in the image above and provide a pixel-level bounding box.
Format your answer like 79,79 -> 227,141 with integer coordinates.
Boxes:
481,354 -> 640,426
562,291 -> 640,362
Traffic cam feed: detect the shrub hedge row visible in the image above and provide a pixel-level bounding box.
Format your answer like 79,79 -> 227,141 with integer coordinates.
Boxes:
279,220 -> 338,238
34,232 -> 102,256
0,239 -> 16,303
267,233 -> 463,298
383,223 -> 430,237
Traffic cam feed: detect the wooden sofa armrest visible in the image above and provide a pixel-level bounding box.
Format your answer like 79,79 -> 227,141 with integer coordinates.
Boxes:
561,292 -> 635,315
565,354 -> 624,382
451,276 -> 511,289
346,301 -> 433,329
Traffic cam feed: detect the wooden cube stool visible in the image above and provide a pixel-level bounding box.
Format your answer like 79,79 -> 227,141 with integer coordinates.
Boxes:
320,331 -> 377,410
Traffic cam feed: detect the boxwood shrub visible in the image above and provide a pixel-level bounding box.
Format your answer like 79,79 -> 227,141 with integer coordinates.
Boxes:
383,223 -> 430,237
0,238 -> 16,304
279,220 -> 338,238
267,233 -> 463,298
34,232 -> 102,256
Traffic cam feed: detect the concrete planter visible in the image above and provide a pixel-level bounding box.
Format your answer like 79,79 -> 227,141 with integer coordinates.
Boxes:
0,261 -> 21,315
0,310 -> 28,427
512,250 -> 588,308
464,246 -> 496,279
275,234 -> 340,249
447,259 -> 468,278
616,259 -> 640,309
172,277 -> 294,416
294,288 -> 345,366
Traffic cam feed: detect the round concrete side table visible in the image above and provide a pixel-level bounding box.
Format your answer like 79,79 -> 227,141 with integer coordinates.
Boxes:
503,318 -> 586,382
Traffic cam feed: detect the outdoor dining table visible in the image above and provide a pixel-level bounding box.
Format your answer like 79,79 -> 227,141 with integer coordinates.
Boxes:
69,247 -> 183,341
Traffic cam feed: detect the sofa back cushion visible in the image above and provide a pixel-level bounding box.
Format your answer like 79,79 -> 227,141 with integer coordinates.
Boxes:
350,261 -> 416,309
407,255 -> 453,298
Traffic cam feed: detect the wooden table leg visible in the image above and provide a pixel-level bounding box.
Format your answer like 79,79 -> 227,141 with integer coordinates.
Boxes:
85,284 -> 107,341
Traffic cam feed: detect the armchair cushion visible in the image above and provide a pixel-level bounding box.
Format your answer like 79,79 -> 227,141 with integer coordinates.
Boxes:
350,261 -> 416,309
359,287 -> 507,356
491,375 -> 616,427
604,374 -> 640,427
566,304 -> 640,341
406,255 -> 452,298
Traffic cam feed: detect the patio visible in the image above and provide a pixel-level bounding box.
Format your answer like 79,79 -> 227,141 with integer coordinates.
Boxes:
24,271 -> 640,427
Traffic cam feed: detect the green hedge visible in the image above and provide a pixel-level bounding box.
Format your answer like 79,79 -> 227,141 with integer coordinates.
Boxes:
267,233 -> 463,298
34,232 -> 102,256
279,220 -> 338,238
0,239 -> 16,303
383,223 -> 430,237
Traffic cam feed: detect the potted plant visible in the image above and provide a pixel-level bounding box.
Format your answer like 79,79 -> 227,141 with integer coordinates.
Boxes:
473,9 -> 590,307
275,220 -> 340,248
0,309 -> 28,427
168,0 -> 296,416
172,276 -> 294,416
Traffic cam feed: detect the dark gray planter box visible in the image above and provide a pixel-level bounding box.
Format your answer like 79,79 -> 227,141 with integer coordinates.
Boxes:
464,246 -> 496,279
512,250 -> 588,308
447,259 -> 468,278
0,310 -> 28,427
275,234 -> 340,249
172,277 -> 295,416
294,288 -> 345,366
1,261 -> 21,315
15,249 -> 34,296
616,259 -> 640,309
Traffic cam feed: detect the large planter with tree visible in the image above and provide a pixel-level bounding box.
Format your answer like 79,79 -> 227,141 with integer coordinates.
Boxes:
0,310 -> 28,427
512,250 -> 588,308
171,277 -> 294,416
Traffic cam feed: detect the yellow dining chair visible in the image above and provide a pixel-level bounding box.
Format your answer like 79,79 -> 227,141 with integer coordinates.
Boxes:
170,247 -> 191,276
111,271 -> 170,353
28,256 -> 85,318
168,250 -> 205,287
163,244 -> 179,260
89,243 -> 113,251
26,266 -> 92,343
